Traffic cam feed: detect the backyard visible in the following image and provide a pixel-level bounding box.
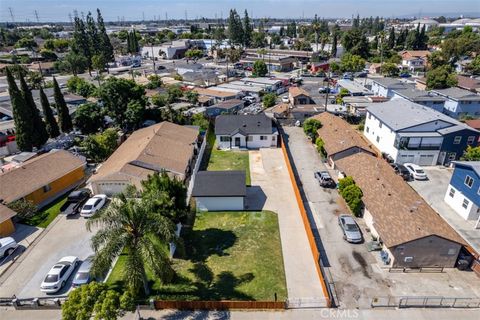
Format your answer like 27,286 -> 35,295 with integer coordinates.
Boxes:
22,195 -> 68,228
203,128 -> 251,185
106,211 -> 287,301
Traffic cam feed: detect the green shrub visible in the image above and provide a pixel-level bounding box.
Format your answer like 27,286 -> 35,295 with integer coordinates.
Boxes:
339,183 -> 363,217
303,118 -> 322,140
315,137 -> 326,157
338,176 -> 355,193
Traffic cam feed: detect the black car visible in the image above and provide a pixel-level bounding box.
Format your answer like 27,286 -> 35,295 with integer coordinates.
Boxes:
314,171 -> 336,188
60,189 -> 92,216
390,163 -> 412,181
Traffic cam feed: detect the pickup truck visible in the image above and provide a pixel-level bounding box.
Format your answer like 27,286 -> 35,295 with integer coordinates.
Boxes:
0,237 -> 18,257
60,190 -> 91,216
314,171 -> 336,188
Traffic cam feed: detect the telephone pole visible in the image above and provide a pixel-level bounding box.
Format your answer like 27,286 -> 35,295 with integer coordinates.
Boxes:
8,7 -> 15,23
34,10 -> 40,23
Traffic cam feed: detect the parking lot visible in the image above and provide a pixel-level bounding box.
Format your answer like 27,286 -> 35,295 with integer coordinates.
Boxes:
283,126 -> 480,309
0,214 -> 95,298
408,166 -> 480,253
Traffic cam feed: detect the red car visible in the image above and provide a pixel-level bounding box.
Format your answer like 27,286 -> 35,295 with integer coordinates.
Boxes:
244,66 -> 253,71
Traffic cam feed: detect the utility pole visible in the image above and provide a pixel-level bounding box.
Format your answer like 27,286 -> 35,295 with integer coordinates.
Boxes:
185,10 -> 188,22
34,10 -> 40,23
8,7 -> 15,23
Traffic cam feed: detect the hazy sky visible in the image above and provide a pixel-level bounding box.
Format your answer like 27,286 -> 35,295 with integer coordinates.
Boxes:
1,0 -> 479,22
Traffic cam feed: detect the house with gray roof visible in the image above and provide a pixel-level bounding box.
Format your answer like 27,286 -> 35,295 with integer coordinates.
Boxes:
205,99 -> 245,118
215,114 -> 278,149
431,87 -> 480,119
364,100 -> 480,166
392,88 -> 446,112
371,77 -> 415,98
192,171 -> 246,211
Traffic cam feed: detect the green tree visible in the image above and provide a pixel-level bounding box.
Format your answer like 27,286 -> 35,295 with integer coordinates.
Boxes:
315,137 -> 326,157
72,16 -> 92,74
341,184 -> 363,217
67,76 -> 96,97
185,48 -> 204,60
466,56 -> 480,75
145,74 -> 163,89
185,90 -> 199,105
388,27 -> 395,50
253,60 -> 268,77
303,118 -> 322,140
92,54 -> 106,84
86,191 -> 176,296
381,62 -> 399,77
53,77 -> 73,133
97,9 -> 115,63
166,85 -> 184,103
341,29 -> 369,58
15,37 -> 37,49
340,53 -> 366,72
151,93 -> 168,108
97,77 -> 145,128
262,93 -> 277,108
39,87 -> 60,138
338,176 -> 355,193
427,51 -> 449,70
243,10 -> 253,47
331,28 -> 338,57
26,71 -> 43,90
56,51 -> 89,76
93,290 -> 120,320
190,113 -> 209,131
74,103 -> 104,134
125,100 -> 146,130
251,32 -> 267,48
39,49 -> 57,61
426,65 -> 458,90
86,11 -> 101,57
19,74 -> 48,148
228,9 -> 244,46
461,146 -> 480,161
6,67 -> 34,151
7,199 -> 37,220
80,128 -> 118,162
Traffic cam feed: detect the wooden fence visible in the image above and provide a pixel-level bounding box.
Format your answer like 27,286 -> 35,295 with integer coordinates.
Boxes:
154,300 -> 286,310
279,134 -> 332,307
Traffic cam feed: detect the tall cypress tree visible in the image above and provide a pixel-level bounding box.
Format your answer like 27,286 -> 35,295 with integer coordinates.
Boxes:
19,74 -> 49,148
97,9 -> 115,62
331,30 -> 338,57
53,77 -> 73,133
243,10 -> 253,47
39,87 -> 60,138
6,68 -> 34,151
73,16 -> 92,74
86,11 -> 100,57
388,27 -> 395,50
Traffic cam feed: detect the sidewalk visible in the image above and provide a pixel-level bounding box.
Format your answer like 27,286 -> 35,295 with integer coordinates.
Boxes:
249,149 -> 326,305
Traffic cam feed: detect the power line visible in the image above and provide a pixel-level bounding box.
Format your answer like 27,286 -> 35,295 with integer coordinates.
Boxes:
34,10 -> 40,23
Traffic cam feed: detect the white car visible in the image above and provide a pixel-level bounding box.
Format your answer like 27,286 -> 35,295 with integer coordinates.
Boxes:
41,256 -> 79,293
404,163 -> 428,180
80,195 -> 107,217
281,95 -> 289,103
0,237 -> 17,257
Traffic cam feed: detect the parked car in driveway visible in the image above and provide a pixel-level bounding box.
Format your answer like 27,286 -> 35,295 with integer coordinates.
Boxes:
282,95 -> 289,103
80,194 -> 107,217
61,189 -> 91,216
390,163 -> 412,181
41,256 -> 79,293
72,255 -> 94,288
0,237 -> 17,257
314,171 -> 336,188
338,214 -> 363,243
404,163 -> 428,180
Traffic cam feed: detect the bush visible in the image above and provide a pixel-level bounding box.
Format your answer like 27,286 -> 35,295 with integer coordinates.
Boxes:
7,199 -> 37,219
341,184 -> 363,217
315,137 -> 326,157
338,176 -> 355,193
303,118 -> 322,140
262,93 -> 277,108
145,74 -> 162,89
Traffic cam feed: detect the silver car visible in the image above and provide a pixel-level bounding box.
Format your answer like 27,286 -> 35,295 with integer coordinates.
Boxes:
72,256 -> 94,288
338,214 -> 363,243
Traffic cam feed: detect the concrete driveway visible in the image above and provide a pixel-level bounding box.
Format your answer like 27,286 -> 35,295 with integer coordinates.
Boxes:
249,148 -> 328,306
0,214 -> 95,298
408,166 -> 480,253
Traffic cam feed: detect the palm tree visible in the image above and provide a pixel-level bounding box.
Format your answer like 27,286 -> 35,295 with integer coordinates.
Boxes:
86,193 -> 176,296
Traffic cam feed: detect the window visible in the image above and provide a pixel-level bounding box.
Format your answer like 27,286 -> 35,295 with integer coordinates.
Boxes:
366,126 -> 370,133
467,136 -> 475,145
376,136 -> 380,143
247,136 -> 253,142
449,188 -> 455,198
404,257 -> 414,263
465,175 -> 474,188
42,184 -> 51,193
260,136 -> 268,140
462,198 -> 470,209
220,136 -> 231,142
453,136 -> 462,144
379,122 -> 383,128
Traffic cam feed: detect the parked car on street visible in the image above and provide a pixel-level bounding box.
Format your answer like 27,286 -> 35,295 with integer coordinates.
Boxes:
80,194 -> 107,217
338,214 -> 363,243
72,255 -> 95,288
390,163 -> 413,181
314,171 -> 336,188
0,237 -> 17,257
40,256 -> 79,293
318,87 -> 331,93
60,189 -> 91,216
404,163 -> 428,180
343,72 -> 354,80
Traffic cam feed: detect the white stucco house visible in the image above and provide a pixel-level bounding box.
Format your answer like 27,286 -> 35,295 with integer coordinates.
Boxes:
192,171 -> 246,211
214,114 -> 278,150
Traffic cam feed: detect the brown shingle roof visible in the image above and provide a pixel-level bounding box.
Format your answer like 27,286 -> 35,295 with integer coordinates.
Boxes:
335,153 -> 466,248
194,87 -> 237,98
465,119 -> 480,130
0,203 -> 16,223
311,113 -> 375,156
289,86 -> 310,98
90,122 -> 198,185
0,150 -> 86,203
456,75 -> 480,92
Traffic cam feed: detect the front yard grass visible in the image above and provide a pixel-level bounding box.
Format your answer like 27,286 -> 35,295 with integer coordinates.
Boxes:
106,211 -> 287,301
207,146 -> 251,185
22,195 -> 68,228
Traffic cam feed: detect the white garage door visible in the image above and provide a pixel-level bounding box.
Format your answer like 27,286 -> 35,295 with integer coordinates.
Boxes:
398,154 -> 414,164
97,182 -> 128,196
196,197 -> 244,211
419,154 -> 435,166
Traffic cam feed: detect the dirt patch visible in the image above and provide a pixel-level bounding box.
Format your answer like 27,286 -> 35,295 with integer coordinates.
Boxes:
352,251 -> 370,279
338,254 -> 354,274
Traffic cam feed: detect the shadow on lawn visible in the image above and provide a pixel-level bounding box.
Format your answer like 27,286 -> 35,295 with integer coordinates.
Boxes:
183,228 -> 237,262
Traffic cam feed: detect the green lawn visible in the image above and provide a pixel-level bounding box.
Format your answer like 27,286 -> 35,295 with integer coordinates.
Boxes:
107,211 -> 287,301
22,195 -> 68,228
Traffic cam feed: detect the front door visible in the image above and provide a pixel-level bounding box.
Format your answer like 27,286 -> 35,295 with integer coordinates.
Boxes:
235,137 -> 241,147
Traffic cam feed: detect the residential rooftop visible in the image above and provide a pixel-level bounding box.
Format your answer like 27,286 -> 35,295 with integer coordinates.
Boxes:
372,77 -> 415,89
289,86 -> 310,97
192,171 -> 246,197
215,114 -> 274,136
392,89 -> 447,102
432,87 -> 480,101
208,99 -> 244,110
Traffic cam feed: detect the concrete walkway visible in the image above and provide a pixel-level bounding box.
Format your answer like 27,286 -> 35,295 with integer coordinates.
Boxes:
248,149 -> 326,305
